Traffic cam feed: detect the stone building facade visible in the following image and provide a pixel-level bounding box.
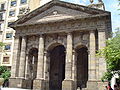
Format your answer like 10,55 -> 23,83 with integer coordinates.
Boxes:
9,0 -> 112,90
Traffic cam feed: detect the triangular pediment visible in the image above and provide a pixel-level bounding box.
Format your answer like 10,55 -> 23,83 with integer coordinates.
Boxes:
23,5 -> 93,25
13,0 -> 110,27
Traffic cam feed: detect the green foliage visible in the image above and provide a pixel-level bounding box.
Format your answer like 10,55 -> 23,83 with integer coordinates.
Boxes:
101,71 -> 113,82
0,42 -> 5,52
0,42 -> 4,47
0,70 -> 11,81
0,66 -> 11,81
97,30 -> 120,81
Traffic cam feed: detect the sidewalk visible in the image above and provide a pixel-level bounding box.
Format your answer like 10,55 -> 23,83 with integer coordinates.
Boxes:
1,88 -> 31,90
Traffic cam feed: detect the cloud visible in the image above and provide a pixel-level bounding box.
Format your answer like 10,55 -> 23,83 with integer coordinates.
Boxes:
81,0 -> 88,3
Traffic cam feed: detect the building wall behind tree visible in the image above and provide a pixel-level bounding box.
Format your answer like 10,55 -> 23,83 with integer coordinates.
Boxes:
0,0 -> 42,67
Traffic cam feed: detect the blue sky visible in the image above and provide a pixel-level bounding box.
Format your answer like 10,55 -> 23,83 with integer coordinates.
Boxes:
41,0 -> 120,32
62,0 -> 120,32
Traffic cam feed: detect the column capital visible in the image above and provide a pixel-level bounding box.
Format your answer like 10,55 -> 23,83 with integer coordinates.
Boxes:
44,50 -> 47,54
39,33 -> 44,37
67,32 -> 72,35
72,49 -> 75,54
20,34 -> 27,38
90,30 -> 95,33
20,36 -> 27,41
14,35 -> 20,39
26,53 -> 29,56
87,49 -> 90,54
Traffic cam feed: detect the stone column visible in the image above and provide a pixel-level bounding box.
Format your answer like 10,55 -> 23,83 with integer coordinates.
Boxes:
9,36 -> 21,88
65,33 -> 73,79
44,51 -> 48,79
98,31 -> 106,79
44,51 -> 49,90
62,33 -> 74,90
33,34 -> 45,90
89,30 -> 96,80
10,36 -> 27,88
25,53 -> 29,79
72,49 -> 75,80
72,49 -> 77,89
86,30 -> 98,90
36,34 -> 44,79
18,36 -> 27,78
11,36 -> 20,78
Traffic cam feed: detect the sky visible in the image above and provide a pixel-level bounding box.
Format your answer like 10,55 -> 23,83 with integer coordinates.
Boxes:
40,0 -> 120,32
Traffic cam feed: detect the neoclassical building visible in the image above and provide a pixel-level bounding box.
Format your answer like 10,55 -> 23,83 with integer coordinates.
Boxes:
9,0 -> 112,90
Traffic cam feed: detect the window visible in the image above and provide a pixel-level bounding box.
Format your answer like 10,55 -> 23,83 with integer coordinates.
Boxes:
3,57 -> 10,64
0,3 -> 5,10
0,23 -> 3,31
6,33 -> 13,39
11,0 -> 17,6
9,10 -> 15,16
0,13 -> 3,20
20,0 -> 27,4
4,44 -> 11,50
0,24 -> 1,30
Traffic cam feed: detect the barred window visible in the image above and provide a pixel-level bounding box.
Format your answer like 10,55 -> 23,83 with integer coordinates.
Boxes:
9,10 -> 15,16
0,13 -> 3,20
3,57 -> 10,64
6,33 -> 13,39
0,3 -> 5,10
21,0 -> 27,4
4,44 -> 11,50
11,0 -> 17,6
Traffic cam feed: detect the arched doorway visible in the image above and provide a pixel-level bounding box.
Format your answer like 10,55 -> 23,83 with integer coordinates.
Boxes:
75,46 -> 88,89
28,48 -> 38,89
49,45 -> 66,90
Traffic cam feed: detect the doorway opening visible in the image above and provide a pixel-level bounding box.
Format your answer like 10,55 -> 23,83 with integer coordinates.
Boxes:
28,48 -> 38,89
76,46 -> 88,89
49,45 -> 66,90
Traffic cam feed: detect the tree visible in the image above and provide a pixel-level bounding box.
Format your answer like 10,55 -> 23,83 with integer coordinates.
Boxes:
0,42 -> 4,52
97,30 -> 120,81
0,66 -> 11,87
0,66 -> 11,81
0,42 -> 4,47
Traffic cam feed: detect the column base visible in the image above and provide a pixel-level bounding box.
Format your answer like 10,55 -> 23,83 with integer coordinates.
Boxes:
33,79 -> 45,90
97,81 -> 108,90
84,80 -> 108,90
62,80 -> 74,90
9,77 -> 32,89
86,80 -> 98,90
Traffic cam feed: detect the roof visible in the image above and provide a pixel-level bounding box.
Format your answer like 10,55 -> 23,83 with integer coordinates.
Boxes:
11,0 -> 111,28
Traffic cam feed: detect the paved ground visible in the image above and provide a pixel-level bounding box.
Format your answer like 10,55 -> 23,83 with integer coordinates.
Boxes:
1,88 -> 31,90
